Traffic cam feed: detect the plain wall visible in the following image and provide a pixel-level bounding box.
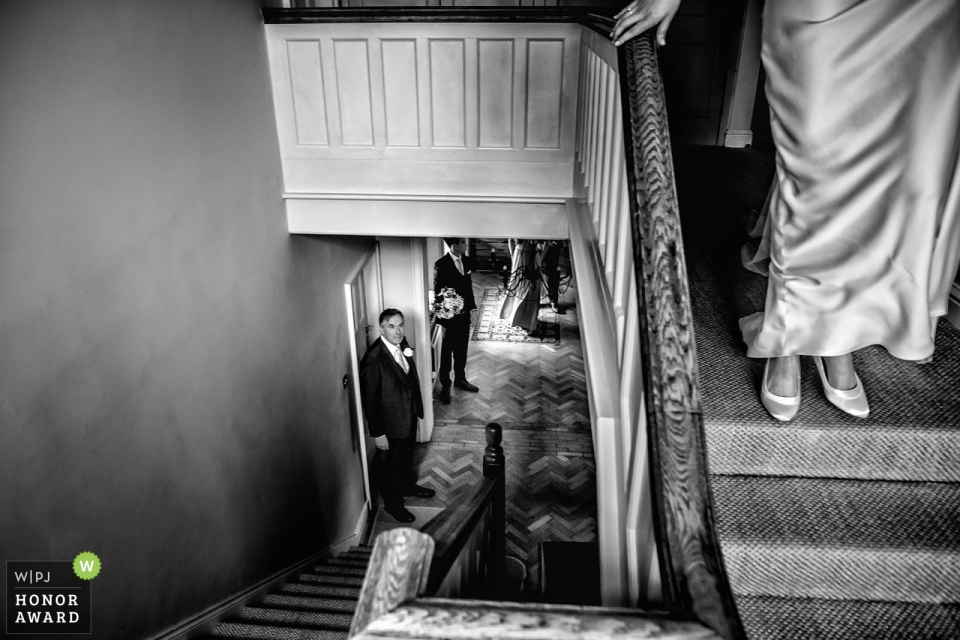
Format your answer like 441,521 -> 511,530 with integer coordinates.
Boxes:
0,1 -> 373,638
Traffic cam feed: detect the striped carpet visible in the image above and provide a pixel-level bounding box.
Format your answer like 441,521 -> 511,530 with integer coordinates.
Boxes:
198,547 -> 371,640
674,146 -> 960,639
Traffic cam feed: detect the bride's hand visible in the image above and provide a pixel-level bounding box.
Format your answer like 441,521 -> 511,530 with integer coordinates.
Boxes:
611,0 -> 681,47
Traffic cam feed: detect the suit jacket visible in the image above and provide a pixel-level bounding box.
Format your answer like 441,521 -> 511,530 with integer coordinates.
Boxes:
433,253 -> 477,327
359,337 -> 424,439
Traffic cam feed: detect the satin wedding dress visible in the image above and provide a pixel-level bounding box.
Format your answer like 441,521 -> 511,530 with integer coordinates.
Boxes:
741,0 -> 960,362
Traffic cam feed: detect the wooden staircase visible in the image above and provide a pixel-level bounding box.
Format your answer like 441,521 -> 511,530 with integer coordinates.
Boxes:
200,547 -> 371,640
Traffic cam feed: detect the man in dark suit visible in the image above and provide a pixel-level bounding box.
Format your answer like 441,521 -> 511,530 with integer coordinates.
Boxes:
359,308 -> 435,523
433,238 -> 479,404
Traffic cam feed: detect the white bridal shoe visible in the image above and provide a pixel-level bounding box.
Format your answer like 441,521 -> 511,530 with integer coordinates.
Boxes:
761,358 -> 800,422
813,356 -> 870,418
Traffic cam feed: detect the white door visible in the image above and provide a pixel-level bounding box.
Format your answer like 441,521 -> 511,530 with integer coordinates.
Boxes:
345,248 -> 383,509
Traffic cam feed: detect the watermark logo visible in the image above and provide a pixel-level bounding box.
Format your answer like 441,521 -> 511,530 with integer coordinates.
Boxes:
6,558 -> 95,634
72,553 -> 100,581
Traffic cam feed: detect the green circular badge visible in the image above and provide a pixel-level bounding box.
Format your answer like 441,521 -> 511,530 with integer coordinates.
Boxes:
73,552 -> 101,580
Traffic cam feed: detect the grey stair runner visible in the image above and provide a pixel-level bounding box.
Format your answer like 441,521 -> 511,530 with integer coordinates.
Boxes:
674,146 -> 960,640
200,546 -> 370,640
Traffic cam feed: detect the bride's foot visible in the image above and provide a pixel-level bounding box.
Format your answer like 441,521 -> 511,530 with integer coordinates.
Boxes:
821,354 -> 857,390
813,354 -> 869,419
767,355 -> 800,397
761,355 -> 800,422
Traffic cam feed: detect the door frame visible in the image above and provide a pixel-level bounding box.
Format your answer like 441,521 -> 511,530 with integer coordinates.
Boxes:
344,244 -> 383,510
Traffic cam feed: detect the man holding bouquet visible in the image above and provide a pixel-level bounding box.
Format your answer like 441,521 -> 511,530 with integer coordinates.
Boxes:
433,237 -> 479,404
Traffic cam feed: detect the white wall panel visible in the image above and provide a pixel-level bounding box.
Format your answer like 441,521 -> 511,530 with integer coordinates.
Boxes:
478,39 -> 514,148
333,39 -> 374,146
287,40 -> 328,145
525,39 -> 564,149
265,22 -> 580,198
381,40 -> 420,147
430,39 -> 466,147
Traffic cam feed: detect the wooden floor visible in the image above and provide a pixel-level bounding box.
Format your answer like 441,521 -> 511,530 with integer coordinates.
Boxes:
413,271 -> 597,598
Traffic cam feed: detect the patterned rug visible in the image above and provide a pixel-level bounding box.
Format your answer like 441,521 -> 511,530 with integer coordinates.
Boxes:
471,287 -> 561,344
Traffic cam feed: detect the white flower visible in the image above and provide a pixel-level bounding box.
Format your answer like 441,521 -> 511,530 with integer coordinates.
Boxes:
402,348 -> 414,358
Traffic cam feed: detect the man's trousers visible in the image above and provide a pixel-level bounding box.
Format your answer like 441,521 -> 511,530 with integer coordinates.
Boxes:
380,420 -> 418,510
438,315 -> 470,388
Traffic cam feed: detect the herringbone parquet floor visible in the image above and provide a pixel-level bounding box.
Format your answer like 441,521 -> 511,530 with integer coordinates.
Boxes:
414,270 -> 597,598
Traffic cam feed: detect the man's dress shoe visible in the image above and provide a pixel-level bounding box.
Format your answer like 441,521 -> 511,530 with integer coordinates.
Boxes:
438,386 -> 451,404
454,379 -> 479,392
384,505 -> 415,523
403,485 -> 436,499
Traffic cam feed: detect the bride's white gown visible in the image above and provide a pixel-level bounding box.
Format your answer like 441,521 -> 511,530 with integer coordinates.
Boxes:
741,0 -> 960,362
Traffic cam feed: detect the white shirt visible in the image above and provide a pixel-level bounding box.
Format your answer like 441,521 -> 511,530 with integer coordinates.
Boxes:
451,252 -> 464,275
381,336 -> 409,373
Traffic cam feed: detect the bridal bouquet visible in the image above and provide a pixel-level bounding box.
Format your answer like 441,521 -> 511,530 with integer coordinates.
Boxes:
431,287 -> 465,319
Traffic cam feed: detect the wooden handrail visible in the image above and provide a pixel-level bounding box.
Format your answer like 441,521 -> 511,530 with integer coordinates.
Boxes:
350,424 -> 506,636
420,475 -> 497,594
618,32 -> 746,640
352,598 -> 722,640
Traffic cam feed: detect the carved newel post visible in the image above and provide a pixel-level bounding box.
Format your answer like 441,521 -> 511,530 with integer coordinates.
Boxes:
483,422 -> 506,598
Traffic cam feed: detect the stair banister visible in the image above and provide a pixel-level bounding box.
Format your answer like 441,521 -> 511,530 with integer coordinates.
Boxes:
618,32 -> 745,640
349,424 -> 506,637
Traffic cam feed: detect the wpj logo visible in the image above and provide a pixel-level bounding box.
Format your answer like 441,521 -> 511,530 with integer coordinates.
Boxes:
6,554 -> 98,635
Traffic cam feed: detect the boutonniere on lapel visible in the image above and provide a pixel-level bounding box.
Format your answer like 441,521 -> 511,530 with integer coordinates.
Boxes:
403,348 -> 414,358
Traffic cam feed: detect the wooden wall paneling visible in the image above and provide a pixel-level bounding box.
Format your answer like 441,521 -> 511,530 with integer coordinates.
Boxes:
267,22 -> 579,199
464,38 -> 480,149
286,40 -> 329,145
319,37 -> 343,147
477,39 -> 514,148
367,38 -> 388,147
381,39 -> 420,147
429,39 -> 466,147
333,39 -> 375,145
415,37 -> 434,148
524,39 -> 565,149
510,37 -> 528,150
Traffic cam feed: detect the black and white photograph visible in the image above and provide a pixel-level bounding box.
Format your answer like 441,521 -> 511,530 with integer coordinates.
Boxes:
1,0 -> 958,638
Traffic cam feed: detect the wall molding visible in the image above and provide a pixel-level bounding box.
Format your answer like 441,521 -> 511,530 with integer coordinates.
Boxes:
283,192 -> 566,204
286,198 -> 569,239
149,509 -> 369,640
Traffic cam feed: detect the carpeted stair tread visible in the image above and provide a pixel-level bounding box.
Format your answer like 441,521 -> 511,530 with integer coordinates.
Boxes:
712,476 -> 960,550
210,622 -> 347,640
279,583 -> 361,600
325,557 -> 370,568
723,540 -> 960,603
236,607 -> 352,630
704,419 -> 960,482
307,565 -> 367,577
715,476 -> 960,600
294,573 -> 364,587
735,595 -> 960,640
260,594 -> 357,613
